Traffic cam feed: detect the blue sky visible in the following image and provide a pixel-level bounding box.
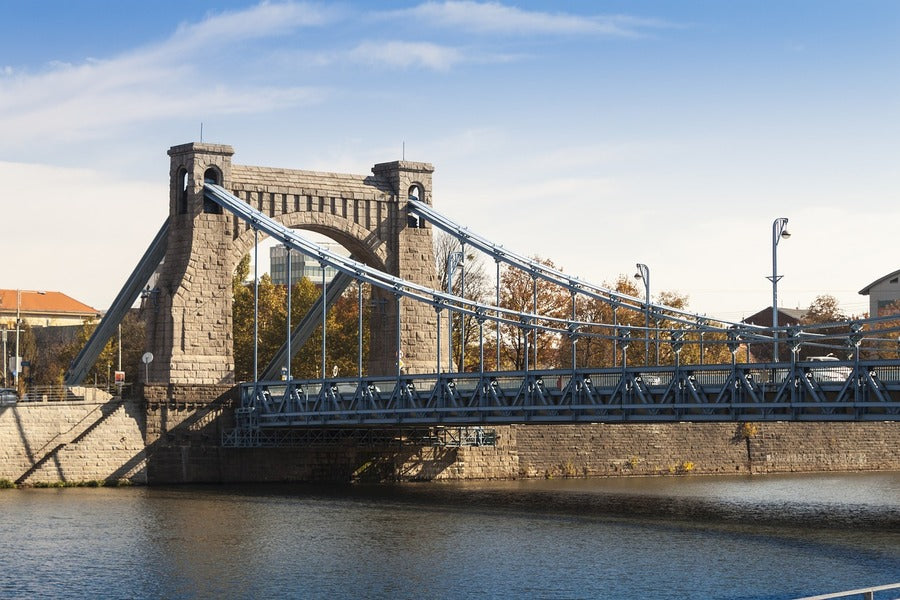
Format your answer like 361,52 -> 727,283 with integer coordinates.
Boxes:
2,1 -> 898,321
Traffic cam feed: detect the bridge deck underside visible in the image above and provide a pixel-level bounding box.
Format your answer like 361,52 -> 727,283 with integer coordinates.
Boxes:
228,361 -> 900,436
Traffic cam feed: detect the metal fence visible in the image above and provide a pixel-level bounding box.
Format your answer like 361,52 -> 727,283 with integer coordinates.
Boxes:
16,385 -> 117,403
794,582 -> 900,600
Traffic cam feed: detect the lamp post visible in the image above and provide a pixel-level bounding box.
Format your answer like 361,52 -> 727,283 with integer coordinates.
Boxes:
2,327 -> 7,387
446,250 -> 464,371
767,218 -> 790,362
634,263 -> 650,365
14,289 -> 21,389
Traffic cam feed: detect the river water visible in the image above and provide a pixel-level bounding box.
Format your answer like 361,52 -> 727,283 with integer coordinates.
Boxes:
1,473 -> 897,600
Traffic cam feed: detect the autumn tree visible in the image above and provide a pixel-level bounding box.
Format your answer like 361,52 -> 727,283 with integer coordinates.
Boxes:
41,311 -> 146,393
651,291 -> 734,366
799,294 -> 850,360
486,257 -> 569,371
232,254 -> 370,382
433,232 -> 491,371
553,275 -> 646,370
863,300 -> 900,360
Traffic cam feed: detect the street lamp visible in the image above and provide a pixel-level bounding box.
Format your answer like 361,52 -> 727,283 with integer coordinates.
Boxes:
14,289 -> 21,389
767,218 -> 791,362
634,263 -> 650,365
446,250 -> 464,371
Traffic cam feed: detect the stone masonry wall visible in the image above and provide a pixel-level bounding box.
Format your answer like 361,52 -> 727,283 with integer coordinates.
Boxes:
3,394 -> 897,485
148,143 -> 439,386
511,422 -> 900,478
0,400 -> 147,485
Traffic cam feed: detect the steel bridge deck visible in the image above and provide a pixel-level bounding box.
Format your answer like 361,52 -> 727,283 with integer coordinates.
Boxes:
221,359 -> 900,445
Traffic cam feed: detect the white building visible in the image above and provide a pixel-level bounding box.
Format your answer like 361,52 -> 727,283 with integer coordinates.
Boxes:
858,269 -> 900,317
269,245 -> 340,286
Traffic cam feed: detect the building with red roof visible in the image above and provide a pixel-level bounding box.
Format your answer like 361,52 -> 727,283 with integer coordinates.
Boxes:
0,289 -> 101,328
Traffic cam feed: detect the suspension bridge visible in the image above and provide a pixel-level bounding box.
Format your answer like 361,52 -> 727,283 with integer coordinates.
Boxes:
63,143 -> 900,449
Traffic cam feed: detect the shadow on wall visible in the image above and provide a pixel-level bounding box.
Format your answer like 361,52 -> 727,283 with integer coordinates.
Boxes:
353,447 -> 459,482
8,396 -> 148,486
142,386 -> 467,484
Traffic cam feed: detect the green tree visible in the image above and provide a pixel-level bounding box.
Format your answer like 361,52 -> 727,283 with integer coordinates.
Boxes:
44,311 -> 145,393
232,254 -> 370,381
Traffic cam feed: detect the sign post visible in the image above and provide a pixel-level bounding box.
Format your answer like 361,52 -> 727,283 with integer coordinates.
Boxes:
141,352 -> 154,383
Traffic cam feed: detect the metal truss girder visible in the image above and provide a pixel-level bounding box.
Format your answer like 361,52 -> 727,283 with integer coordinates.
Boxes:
228,360 -> 900,434
220,425 -> 500,448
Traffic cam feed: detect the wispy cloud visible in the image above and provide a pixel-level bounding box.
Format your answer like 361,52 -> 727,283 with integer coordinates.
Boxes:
156,2 -> 342,60
0,2 -> 334,152
294,40 -> 517,71
392,1 -> 673,37
346,41 -> 464,70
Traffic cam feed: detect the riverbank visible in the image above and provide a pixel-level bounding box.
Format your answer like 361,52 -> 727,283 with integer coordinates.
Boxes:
2,398 -> 899,485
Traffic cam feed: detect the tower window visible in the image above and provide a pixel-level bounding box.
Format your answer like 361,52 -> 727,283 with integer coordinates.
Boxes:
177,168 -> 188,214
407,184 -> 425,228
203,167 -> 223,214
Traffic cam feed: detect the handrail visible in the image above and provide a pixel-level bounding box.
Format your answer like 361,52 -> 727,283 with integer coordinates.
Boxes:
793,582 -> 900,600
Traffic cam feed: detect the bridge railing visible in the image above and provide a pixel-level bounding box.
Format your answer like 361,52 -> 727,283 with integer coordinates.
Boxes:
793,582 -> 900,600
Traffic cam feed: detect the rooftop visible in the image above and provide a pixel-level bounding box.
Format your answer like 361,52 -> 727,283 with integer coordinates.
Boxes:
0,289 -> 100,318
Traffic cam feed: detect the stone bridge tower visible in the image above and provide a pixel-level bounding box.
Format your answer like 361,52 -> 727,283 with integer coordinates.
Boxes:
144,142 -> 438,386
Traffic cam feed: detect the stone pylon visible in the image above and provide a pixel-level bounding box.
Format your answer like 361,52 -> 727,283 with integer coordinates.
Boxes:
143,143 -> 439,387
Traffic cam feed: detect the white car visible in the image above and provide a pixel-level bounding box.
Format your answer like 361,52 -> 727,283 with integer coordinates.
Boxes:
0,388 -> 17,405
807,355 -> 852,382
638,373 -> 662,386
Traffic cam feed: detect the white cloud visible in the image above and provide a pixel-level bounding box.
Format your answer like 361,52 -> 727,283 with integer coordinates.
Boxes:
0,2 -> 333,154
290,39 -> 516,73
152,2 -> 341,62
395,1 -> 673,37
346,41 -> 464,71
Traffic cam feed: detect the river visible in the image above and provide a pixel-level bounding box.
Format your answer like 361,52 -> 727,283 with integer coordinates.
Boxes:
1,473 -> 897,599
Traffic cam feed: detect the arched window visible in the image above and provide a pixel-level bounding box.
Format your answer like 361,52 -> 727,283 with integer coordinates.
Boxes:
202,167 -> 223,214
407,184 -> 424,228
177,168 -> 188,214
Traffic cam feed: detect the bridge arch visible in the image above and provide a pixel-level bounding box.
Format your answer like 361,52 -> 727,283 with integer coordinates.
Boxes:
144,142 -> 438,385
228,214 -> 389,273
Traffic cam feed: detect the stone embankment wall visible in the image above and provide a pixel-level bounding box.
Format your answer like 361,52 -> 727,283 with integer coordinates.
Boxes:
509,422 -> 899,479
2,392 -> 898,485
0,399 -> 147,485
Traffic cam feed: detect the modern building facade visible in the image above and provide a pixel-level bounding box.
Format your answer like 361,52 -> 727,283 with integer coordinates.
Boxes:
859,269 -> 900,317
269,244 -> 342,286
